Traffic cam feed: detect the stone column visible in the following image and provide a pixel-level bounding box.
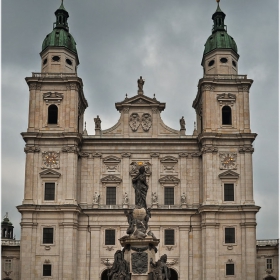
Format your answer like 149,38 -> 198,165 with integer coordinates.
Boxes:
90,226 -> 101,280
123,107 -> 130,137
93,153 -> 102,205
179,226 -> 189,278
150,153 -> 160,208
79,153 -> 90,205
122,153 -> 131,205
179,153 -> 187,206
152,108 -> 159,138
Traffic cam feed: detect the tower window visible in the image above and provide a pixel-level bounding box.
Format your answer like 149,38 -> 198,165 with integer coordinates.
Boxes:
266,258 -> 273,269
164,229 -> 175,245
48,105 -> 58,124
52,55 -> 60,62
43,264 -> 52,276
105,229 -> 115,245
43,228 -> 54,244
164,187 -> 174,205
44,183 -> 55,200
226,263 -> 234,275
43,58 -> 48,65
224,184 -> 234,201
220,57 -> 228,63
225,228 -> 235,244
4,259 -> 12,271
106,187 -> 116,205
232,60 -> 237,67
222,106 -> 232,125
66,58 -> 72,66
208,60 -> 215,67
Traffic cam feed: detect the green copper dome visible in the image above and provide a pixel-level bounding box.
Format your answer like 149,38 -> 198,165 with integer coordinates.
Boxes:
203,4 -> 238,55
42,3 -> 78,55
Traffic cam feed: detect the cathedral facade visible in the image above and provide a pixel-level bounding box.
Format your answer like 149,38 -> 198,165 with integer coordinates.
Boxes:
17,2 -> 263,280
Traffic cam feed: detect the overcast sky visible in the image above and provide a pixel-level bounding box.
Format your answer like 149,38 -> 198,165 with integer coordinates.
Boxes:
1,0 -> 279,240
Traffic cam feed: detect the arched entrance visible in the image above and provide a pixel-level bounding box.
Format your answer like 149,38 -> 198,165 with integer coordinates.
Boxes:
169,268 -> 178,280
101,269 -> 111,280
265,277 -> 276,280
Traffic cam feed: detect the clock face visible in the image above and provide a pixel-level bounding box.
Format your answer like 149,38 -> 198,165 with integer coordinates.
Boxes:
42,152 -> 59,169
220,153 -> 237,169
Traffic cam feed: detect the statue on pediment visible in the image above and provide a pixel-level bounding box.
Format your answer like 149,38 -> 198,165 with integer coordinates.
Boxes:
137,76 -> 145,92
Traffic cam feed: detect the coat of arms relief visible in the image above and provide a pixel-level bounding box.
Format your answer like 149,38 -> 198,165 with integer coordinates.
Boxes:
129,113 -> 152,132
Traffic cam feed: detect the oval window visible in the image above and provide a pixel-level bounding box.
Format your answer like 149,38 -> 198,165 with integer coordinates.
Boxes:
43,58 -> 48,65
232,60 -> 237,67
66,59 -> 72,66
52,56 -> 60,62
220,57 -> 228,63
208,60 -> 215,67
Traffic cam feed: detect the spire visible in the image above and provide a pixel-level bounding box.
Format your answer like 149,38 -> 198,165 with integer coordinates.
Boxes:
211,1 -> 226,33
54,1 -> 69,31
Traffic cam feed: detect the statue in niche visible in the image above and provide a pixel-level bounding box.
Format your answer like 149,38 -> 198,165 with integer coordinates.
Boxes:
150,254 -> 170,280
93,192 -> 100,204
152,192 -> 158,204
137,76 -> 145,92
180,116 -> 185,130
181,193 -> 186,204
132,166 -> 149,209
94,115 -> 101,130
108,250 -> 130,280
123,192 -> 129,205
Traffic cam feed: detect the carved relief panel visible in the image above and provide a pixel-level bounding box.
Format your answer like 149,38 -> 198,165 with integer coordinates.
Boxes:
160,156 -> 178,174
129,113 -> 152,132
130,161 -> 152,178
102,156 -> 121,173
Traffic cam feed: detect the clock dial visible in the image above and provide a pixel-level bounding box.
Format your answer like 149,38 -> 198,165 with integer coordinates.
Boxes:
42,152 -> 59,169
220,153 -> 237,169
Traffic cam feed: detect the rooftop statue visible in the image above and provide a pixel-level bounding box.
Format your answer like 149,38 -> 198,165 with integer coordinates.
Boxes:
137,76 -> 145,92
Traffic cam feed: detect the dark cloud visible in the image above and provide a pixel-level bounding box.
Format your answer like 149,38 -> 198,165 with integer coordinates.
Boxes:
2,0 -> 278,239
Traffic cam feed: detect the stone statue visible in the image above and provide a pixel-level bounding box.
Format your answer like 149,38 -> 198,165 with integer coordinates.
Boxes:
124,209 -> 135,235
137,76 -> 145,92
94,115 -> 101,129
93,192 -> 100,204
152,192 -> 158,204
108,250 -> 130,280
181,193 -> 186,204
180,116 -> 185,130
123,192 -> 129,205
150,254 -> 170,280
132,166 -> 149,209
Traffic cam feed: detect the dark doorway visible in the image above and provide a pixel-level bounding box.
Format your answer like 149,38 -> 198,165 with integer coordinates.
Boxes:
265,277 -> 276,280
101,269 -> 111,280
169,268 -> 178,280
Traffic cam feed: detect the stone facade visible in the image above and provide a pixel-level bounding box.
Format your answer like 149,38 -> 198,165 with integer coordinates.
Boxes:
14,2 -> 273,280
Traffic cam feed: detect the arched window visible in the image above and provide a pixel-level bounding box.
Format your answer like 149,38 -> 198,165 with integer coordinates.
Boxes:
222,106 -> 232,125
48,105 -> 58,124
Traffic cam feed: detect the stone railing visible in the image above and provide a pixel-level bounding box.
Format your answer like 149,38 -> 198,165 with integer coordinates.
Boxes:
203,74 -> 247,80
80,204 -> 193,210
1,240 -> 21,246
32,72 -> 77,78
256,239 -> 279,246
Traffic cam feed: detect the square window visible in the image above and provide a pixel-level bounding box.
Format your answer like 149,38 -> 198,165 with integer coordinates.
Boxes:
105,229 -> 115,245
4,259 -> 12,271
224,184 -> 234,201
266,258 -> 273,269
225,228 -> 235,244
164,229 -> 175,245
43,264 -> 52,276
106,187 -> 116,205
45,183 -> 55,200
43,228 -> 54,244
226,263 -> 234,275
164,187 -> 174,205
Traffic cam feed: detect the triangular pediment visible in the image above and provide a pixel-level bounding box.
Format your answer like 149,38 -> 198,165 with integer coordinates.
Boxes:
218,170 -> 239,179
160,156 -> 178,163
115,94 -> 166,112
100,175 -> 122,183
103,156 -> 121,163
39,169 -> 61,178
159,175 -> 180,184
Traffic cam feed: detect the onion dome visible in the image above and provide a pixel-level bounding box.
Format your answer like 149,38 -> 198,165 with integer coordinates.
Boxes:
42,2 -> 78,55
203,3 -> 238,55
